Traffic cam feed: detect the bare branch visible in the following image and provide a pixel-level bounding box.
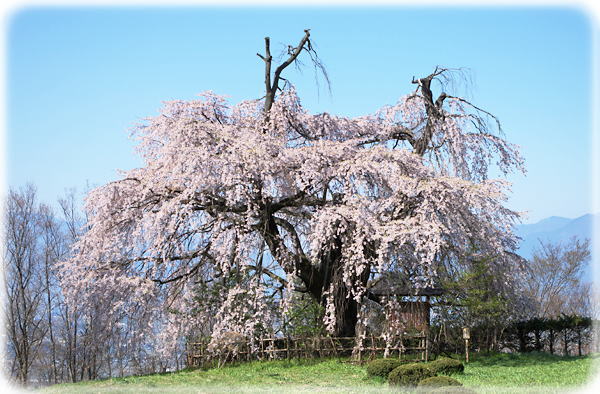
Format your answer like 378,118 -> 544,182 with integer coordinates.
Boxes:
446,95 -> 503,133
259,29 -> 328,113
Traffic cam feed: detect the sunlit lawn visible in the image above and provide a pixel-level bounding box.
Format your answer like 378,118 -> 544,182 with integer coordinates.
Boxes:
455,352 -> 598,393
39,352 -> 598,393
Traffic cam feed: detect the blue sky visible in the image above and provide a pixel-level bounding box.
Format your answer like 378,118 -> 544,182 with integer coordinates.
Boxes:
6,6 -> 593,223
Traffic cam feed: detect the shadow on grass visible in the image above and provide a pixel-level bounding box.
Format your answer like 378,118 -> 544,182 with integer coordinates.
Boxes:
179,356 -> 356,376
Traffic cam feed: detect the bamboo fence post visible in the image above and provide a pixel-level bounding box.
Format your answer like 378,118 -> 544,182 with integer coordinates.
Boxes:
260,337 -> 264,360
294,338 -> 298,359
400,335 -> 404,361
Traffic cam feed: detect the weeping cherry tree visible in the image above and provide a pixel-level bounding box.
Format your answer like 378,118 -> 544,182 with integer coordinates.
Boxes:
59,30 -> 525,358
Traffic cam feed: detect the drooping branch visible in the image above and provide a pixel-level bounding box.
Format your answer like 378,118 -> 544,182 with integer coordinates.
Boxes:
445,95 -> 503,133
151,260 -> 205,285
273,216 -> 306,258
106,247 -> 212,268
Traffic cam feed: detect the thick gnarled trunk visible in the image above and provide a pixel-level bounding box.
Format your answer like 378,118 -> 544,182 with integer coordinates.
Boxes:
261,215 -> 369,337
313,238 -> 371,337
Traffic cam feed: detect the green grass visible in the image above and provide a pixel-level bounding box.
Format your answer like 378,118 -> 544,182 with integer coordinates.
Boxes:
453,352 -> 598,393
41,358 -> 385,393
40,353 -> 598,393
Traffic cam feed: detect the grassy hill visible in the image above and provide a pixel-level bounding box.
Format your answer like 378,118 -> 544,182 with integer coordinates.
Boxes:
40,352 -> 598,393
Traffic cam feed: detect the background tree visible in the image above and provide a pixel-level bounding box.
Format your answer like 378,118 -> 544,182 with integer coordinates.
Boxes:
522,237 -> 591,318
435,255 -> 515,353
4,185 -> 48,384
58,30 -> 524,354
496,238 -> 593,355
4,186 -> 174,386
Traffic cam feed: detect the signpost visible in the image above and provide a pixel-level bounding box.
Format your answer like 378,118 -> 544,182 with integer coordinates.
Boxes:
463,327 -> 470,363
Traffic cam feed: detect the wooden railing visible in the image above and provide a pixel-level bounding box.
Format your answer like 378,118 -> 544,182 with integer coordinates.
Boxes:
186,332 -> 428,368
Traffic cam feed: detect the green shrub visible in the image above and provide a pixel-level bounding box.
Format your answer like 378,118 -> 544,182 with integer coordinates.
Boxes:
429,358 -> 464,375
418,376 -> 463,387
366,358 -> 404,378
388,363 -> 434,386
285,294 -> 325,337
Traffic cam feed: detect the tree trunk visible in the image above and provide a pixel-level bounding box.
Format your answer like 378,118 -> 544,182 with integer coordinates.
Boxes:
262,207 -> 370,338
45,255 -> 58,384
518,328 -> 527,353
314,236 -> 371,338
534,330 -> 541,351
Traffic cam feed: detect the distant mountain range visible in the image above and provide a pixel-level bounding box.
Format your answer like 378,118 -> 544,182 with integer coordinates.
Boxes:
515,214 -> 596,259
515,213 -> 596,282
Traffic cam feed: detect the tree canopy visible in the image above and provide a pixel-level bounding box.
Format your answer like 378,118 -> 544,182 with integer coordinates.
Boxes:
59,31 -> 525,354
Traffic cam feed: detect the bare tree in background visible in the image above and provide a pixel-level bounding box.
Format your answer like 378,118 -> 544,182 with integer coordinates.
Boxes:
38,203 -> 64,383
56,190 -> 83,383
523,237 -> 591,318
4,185 -> 48,384
4,184 -> 193,386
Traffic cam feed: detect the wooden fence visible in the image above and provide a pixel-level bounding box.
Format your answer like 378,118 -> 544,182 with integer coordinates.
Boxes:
186,332 -> 428,368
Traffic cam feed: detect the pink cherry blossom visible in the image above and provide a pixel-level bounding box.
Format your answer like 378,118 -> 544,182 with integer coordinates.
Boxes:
59,79 -> 524,355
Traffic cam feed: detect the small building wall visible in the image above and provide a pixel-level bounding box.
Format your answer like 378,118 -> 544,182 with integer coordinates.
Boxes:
386,300 -> 430,332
